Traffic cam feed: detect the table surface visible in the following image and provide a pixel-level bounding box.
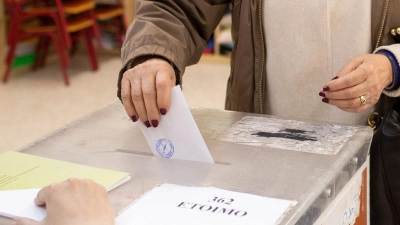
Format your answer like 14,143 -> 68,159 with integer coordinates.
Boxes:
0,100 -> 372,225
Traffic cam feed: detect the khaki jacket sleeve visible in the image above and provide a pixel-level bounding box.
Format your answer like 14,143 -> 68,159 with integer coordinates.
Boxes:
117,0 -> 231,100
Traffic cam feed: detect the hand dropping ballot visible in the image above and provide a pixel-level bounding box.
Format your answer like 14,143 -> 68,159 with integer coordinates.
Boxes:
116,184 -> 295,225
138,85 -> 214,163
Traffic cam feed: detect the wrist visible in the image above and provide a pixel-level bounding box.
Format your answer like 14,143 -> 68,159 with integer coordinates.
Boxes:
129,55 -> 170,68
376,50 -> 400,90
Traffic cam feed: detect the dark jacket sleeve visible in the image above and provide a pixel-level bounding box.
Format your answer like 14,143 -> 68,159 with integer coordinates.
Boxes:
117,0 -> 231,100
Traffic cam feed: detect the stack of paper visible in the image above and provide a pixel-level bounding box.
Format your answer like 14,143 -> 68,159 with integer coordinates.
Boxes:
0,151 -> 130,221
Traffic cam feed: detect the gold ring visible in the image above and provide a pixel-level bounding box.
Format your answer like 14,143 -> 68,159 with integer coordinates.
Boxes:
360,95 -> 367,106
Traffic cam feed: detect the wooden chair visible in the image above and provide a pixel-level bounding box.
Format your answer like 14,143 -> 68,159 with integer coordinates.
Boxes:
3,0 -> 70,84
3,0 -> 101,85
95,0 -> 126,47
34,0 -> 100,71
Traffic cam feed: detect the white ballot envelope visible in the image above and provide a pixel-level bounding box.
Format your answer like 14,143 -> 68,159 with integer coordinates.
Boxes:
116,183 -> 296,225
138,85 -> 214,163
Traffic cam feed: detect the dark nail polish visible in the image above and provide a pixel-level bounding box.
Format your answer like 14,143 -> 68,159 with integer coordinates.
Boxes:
151,120 -> 159,128
319,92 -> 326,97
131,115 -> 137,122
323,86 -> 330,91
331,76 -> 339,80
144,121 -> 151,128
322,98 -> 329,103
160,108 -> 167,115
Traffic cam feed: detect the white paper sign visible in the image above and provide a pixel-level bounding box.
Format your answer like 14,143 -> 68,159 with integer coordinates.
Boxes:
116,184 -> 295,225
139,85 -> 214,163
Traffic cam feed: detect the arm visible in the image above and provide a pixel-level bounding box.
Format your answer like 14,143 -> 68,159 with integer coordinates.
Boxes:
118,0 -> 230,127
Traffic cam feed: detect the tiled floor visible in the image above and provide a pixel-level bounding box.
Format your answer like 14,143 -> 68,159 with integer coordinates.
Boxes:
0,54 -> 230,153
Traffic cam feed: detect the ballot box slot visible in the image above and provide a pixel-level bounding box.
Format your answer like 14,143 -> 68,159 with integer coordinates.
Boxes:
116,149 -> 154,156
115,149 -> 231,165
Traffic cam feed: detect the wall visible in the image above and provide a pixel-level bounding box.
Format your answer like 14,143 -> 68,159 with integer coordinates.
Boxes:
123,0 -> 135,27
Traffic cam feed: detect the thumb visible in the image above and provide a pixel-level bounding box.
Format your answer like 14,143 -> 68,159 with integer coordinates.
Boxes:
336,57 -> 364,78
13,217 -> 42,225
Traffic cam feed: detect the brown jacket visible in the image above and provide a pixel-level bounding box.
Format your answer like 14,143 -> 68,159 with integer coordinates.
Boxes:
118,0 -> 400,115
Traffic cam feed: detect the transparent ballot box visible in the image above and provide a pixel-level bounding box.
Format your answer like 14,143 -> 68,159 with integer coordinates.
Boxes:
1,100 -> 372,225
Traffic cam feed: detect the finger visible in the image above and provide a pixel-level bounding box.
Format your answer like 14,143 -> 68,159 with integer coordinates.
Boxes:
120,76 -> 138,122
324,65 -> 369,92
130,73 -> 150,128
34,186 -> 51,206
142,71 -> 160,128
336,57 -> 363,78
34,181 -> 63,207
156,68 -> 175,116
323,57 -> 366,91
322,95 -> 369,108
322,83 -> 367,100
13,218 -> 41,225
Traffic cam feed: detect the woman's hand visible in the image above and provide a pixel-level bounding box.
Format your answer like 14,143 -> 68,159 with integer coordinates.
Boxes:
121,57 -> 176,128
13,178 -> 115,225
319,54 -> 393,113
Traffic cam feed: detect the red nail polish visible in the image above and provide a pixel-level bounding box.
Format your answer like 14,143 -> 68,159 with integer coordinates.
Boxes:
323,86 -> 330,91
151,120 -> 159,128
322,98 -> 329,103
131,115 -> 137,122
160,108 -> 167,115
319,92 -> 326,97
145,121 -> 151,128
331,76 -> 339,80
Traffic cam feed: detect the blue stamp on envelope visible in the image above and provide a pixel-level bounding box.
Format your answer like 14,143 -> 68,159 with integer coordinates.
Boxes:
156,138 -> 174,158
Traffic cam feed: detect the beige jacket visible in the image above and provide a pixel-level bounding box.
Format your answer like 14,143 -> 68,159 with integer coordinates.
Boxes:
118,0 -> 400,118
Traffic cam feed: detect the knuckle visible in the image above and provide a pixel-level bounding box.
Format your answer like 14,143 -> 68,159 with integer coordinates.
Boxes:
346,89 -> 357,98
121,89 -> 131,100
344,77 -> 354,86
351,99 -> 361,107
348,58 -> 358,67
83,178 -> 94,185
67,178 -> 80,187
142,87 -> 156,97
156,77 -> 170,89
131,88 -> 143,100
49,182 -> 59,191
362,63 -> 374,74
123,69 -> 135,78
371,83 -> 381,93
124,105 -> 134,112
68,177 -> 79,183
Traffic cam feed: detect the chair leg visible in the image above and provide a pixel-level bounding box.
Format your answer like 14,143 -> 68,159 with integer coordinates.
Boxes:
88,10 -> 102,48
52,34 -> 70,85
113,18 -> 124,47
3,37 -> 19,83
70,40 -> 78,56
33,36 -> 47,70
84,29 -> 98,71
34,36 -> 52,69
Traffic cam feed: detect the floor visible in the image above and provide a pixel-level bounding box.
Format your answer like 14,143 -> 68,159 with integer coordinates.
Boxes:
0,54 -> 230,153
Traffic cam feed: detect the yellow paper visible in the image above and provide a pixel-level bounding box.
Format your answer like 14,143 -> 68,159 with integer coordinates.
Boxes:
0,151 -> 130,191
